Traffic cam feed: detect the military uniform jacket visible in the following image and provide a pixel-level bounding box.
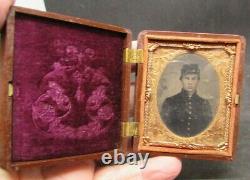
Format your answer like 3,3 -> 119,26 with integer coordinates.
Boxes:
161,89 -> 212,137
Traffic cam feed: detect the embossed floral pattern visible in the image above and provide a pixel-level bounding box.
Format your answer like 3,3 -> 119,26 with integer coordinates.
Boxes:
32,42 -> 115,139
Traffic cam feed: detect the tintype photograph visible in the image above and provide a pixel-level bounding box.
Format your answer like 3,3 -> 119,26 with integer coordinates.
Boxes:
158,54 -> 219,137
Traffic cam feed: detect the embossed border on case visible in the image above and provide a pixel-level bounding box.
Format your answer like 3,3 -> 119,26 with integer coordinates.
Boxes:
134,31 -> 246,160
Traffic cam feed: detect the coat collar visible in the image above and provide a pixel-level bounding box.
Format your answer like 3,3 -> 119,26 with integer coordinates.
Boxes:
180,89 -> 198,99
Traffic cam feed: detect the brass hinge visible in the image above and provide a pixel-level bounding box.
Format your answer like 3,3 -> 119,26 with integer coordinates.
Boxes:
8,82 -> 13,97
121,122 -> 139,137
235,94 -> 240,105
123,48 -> 143,63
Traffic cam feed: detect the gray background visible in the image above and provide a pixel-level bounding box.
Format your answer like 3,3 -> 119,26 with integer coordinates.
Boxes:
44,0 -> 250,179
157,53 -> 219,117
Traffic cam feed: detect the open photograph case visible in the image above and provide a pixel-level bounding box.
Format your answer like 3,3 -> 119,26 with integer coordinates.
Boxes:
0,7 -> 246,169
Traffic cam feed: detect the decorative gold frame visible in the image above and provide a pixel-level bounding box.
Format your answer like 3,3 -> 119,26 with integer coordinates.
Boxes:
135,31 -> 245,160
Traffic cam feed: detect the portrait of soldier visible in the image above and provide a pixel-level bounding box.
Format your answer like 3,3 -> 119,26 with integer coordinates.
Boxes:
161,64 -> 212,137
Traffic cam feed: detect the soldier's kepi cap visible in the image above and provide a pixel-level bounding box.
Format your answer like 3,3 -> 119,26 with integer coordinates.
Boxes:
180,64 -> 200,80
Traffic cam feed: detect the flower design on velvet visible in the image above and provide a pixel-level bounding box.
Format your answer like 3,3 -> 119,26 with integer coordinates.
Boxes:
86,87 -> 107,112
86,86 -> 113,122
91,68 -> 111,86
85,48 -> 95,59
97,105 -> 114,121
32,43 -> 115,139
32,82 -> 71,131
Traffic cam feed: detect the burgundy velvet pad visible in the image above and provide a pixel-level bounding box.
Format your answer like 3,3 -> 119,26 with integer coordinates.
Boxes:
12,13 -> 126,162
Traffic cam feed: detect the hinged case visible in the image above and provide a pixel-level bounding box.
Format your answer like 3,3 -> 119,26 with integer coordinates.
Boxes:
0,6 -> 246,169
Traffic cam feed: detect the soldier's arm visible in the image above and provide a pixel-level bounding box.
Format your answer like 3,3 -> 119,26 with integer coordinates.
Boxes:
161,99 -> 171,123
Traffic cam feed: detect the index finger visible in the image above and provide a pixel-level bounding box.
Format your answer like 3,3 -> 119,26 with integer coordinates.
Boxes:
94,156 -> 182,180
0,0 -> 14,29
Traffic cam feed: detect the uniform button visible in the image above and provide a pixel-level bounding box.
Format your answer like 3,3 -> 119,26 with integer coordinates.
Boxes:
187,127 -> 190,131
188,122 -> 190,126
189,111 -> 192,115
188,117 -> 191,119
189,102 -> 191,105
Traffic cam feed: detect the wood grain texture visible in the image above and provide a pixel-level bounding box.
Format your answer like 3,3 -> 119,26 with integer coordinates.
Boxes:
0,7 -> 15,169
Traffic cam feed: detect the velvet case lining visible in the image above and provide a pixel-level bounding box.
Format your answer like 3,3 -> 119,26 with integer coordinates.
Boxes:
12,13 -> 126,162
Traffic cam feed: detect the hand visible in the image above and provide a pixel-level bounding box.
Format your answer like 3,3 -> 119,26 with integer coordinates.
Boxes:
0,157 -> 181,180
0,1 -> 182,179
0,0 -> 13,28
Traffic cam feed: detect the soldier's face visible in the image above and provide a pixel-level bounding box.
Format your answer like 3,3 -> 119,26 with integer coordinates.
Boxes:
181,74 -> 199,94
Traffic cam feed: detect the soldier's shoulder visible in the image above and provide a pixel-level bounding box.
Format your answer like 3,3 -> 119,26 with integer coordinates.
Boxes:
196,94 -> 210,104
163,92 -> 182,104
